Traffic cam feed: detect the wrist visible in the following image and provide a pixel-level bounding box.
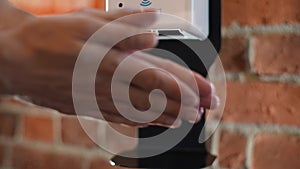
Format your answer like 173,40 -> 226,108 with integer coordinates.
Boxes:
0,1 -> 33,29
0,0 -> 9,8
0,0 -> 33,95
0,34 -> 9,94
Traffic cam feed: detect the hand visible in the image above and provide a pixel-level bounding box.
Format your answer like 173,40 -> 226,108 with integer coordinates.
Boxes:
0,3 -> 219,128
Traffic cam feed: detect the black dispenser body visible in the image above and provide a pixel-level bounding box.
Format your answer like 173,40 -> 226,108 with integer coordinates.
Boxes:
111,0 -> 221,168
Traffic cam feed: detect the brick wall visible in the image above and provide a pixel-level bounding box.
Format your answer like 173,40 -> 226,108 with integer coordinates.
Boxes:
8,0 -> 104,14
0,97 -> 137,169
210,0 -> 300,169
1,0 -> 300,169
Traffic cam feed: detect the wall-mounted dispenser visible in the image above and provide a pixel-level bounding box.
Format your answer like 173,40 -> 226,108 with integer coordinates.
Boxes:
107,0 -> 221,168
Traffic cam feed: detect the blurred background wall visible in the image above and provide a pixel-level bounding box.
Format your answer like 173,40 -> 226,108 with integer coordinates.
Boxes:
212,0 -> 300,169
8,0 -> 104,14
0,0 -> 300,169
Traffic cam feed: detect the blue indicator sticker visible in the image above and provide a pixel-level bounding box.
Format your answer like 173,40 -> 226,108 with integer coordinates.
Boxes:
140,0 -> 152,6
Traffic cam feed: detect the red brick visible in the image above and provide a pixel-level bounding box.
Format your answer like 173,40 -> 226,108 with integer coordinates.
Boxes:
222,0 -> 300,26
0,143 -> 5,166
89,157 -> 132,169
61,116 -> 97,148
0,113 -> 18,137
252,134 -> 300,169
221,81 -> 300,126
23,115 -> 54,142
12,144 -> 83,169
218,131 -> 247,169
219,37 -> 248,72
253,34 -> 300,75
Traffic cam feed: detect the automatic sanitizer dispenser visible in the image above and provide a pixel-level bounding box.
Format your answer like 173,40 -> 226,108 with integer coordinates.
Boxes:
107,0 -> 221,168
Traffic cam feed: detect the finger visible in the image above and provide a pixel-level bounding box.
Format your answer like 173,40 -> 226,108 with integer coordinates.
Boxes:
80,97 -> 144,127
114,56 -> 200,106
133,51 -> 213,97
111,81 -> 201,119
150,110 -> 202,127
200,95 -> 220,109
77,8 -> 159,27
69,94 -> 145,127
91,20 -> 157,51
100,111 -> 146,127
150,115 -> 183,128
100,99 -> 164,124
117,33 -> 158,52
75,80 -> 183,126
96,95 -> 198,127
95,74 -> 202,122
77,43 -> 147,79
97,49 -> 198,105
75,16 -> 157,51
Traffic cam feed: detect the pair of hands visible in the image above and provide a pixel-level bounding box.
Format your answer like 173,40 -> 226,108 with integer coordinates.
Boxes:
0,2 -> 219,128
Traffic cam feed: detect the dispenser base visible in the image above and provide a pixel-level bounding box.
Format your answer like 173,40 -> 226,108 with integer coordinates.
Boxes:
110,150 -> 216,169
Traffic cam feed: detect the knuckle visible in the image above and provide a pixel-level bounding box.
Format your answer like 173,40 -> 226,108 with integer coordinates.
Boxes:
12,21 -> 41,58
157,115 -> 167,123
162,59 -> 176,70
134,96 -> 150,111
146,71 -> 162,89
167,102 -> 180,116
76,15 -> 89,26
155,115 -> 173,126
77,8 -> 91,14
130,122 -> 144,127
101,50 -> 123,73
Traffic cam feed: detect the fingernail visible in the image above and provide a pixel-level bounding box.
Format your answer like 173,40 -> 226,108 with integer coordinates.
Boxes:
170,119 -> 182,129
196,113 -> 202,122
188,113 -> 202,124
139,33 -> 158,47
165,118 -> 176,125
200,107 -> 205,114
211,95 -> 220,109
186,111 -> 199,123
210,83 -> 216,95
138,124 -> 149,128
182,96 -> 200,106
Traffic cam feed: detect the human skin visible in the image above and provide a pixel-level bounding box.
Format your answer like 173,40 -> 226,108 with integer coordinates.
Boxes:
0,0 -> 219,128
